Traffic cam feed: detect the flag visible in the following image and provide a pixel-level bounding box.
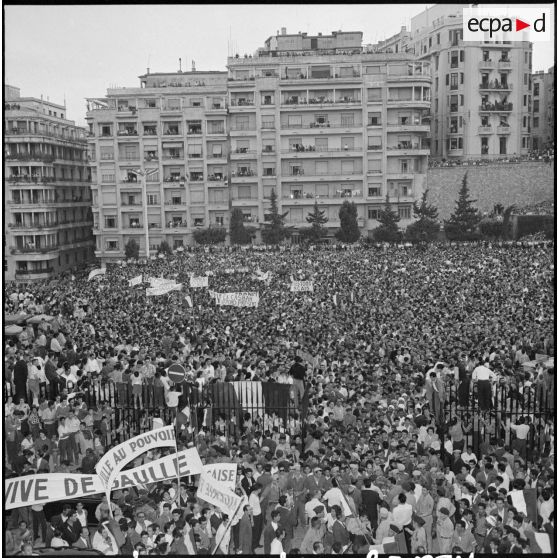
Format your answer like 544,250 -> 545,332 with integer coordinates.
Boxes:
350,291 -> 354,303
333,294 -> 338,306
185,295 -> 193,308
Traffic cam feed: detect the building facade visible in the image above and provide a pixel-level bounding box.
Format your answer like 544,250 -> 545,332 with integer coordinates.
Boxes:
377,4 -> 533,161
227,29 -> 431,241
531,67 -> 555,151
86,71 -> 229,260
4,86 -> 94,282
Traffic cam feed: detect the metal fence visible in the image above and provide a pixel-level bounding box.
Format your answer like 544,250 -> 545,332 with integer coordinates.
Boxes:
439,378 -> 553,459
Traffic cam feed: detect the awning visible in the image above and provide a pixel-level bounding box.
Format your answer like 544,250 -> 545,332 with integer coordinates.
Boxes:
162,142 -> 183,148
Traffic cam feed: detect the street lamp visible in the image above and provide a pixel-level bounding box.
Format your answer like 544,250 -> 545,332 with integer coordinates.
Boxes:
129,168 -> 159,258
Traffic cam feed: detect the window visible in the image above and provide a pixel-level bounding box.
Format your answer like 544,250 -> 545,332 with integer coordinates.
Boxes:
191,99 -> 202,107
460,50 -> 464,62
533,100 -> 539,113
399,207 -> 411,219
147,194 -> 158,205
368,88 -> 382,102
450,137 -> 463,150
341,113 -> 354,126
450,95 -> 458,112
106,240 -> 119,251
341,160 -> 355,174
368,113 -> 381,126
450,51 -> 458,68
368,186 -> 381,197
208,121 -> 225,134
188,144 -> 203,158
533,82 -> 540,96
533,117 -> 539,128
499,136 -> 507,155
368,159 -> 382,173
400,159 -> 409,172
100,125 -> 112,137
315,137 -> 328,151
368,208 -> 379,220
100,147 -> 114,160
238,185 -> 252,199
263,165 -> 275,176
429,37 -> 432,48
368,136 -> 382,150
315,161 -> 328,175
146,171 -> 159,182
445,74 -> 449,86
104,216 -> 117,228
460,73 -> 464,84
450,73 -> 458,90
315,114 -> 328,126
436,33 -> 440,44
262,115 -> 275,129
288,115 -> 302,128
262,94 -> 274,105
173,239 -> 184,249
101,173 -> 115,183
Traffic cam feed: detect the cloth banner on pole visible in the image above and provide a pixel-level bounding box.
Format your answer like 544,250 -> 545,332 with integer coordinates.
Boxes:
88,268 -> 106,281
197,472 -> 243,517
146,283 -> 183,296
202,463 -> 238,493
290,280 -> 314,292
214,292 -> 259,308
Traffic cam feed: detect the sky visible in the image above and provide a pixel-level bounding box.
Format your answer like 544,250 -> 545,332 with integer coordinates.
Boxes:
5,3 -> 556,126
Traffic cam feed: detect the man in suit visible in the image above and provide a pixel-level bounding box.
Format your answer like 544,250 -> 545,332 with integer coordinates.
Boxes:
46,505 -> 72,547
73,526 -> 92,549
330,505 -> 350,549
238,505 -> 253,554
263,509 -> 282,554
276,494 -> 296,551
241,468 -> 256,496
361,477 -> 381,529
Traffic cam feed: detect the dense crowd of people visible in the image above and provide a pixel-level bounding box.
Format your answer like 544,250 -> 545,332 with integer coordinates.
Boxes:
4,241 -> 555,555
428,149 -> 555,168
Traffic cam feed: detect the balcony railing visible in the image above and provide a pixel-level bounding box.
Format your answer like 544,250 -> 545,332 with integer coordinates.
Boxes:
230,124 -> 256,131
231,170 -> 257,177
162,154 -> 185,160
478,126 -> 493,134
11,246 -> 59,254
163,130 -> 181,136
207,175 -> 227,182
479,103 -> 513,112
479,82 -> 512,90
281,121 -> 360,129
117,130 -> 138,136
233,148 -> 256,154
15,268 -> 54,276
282,147 -> 363,154
285,170 -> 362,177
497,125 -> 511,134
187,129 -> 202,135
5,154 -> 56,163
230,100 -> 255,106
163,176 -> 185,183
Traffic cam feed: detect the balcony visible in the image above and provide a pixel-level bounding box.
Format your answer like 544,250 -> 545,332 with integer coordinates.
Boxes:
281,121 -> 362,131
164,201 -> 188,207
162,154 -> 185,161
386,71 -> 431,83
386,143 -> 430,155
498,59 -> 512,70
479,102 -> 513,113
231,170 -> 257,182
11,246 -> 59,255
478,59 -> 495,70
386,123 -> 430,133
229,99 -> 255,107
231,149 -> 257,160
479,82 -> 512,91
282,170 -> 363,181
282,147 -> 363,157
117,130 -> 138,137
15,268 -> 54,278
478,126 -> 493,134
163,130 -> 181,136
387,98 -> 430,108
496,125 -> 511,134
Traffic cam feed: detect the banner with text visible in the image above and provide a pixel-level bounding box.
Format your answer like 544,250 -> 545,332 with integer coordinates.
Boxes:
128,275 -> 143,287
5,447 -> 204,510
214,292 -> 259,308
95,426 -> 176,491
202,463 -> 238,493
146,283 -> 183,296
190,276 -> 209,288
196,472 -> 243,517
290,280 -> 314,292
148,277 -> 177,288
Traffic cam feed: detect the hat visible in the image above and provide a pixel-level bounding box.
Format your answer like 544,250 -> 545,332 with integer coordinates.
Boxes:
313,505 -> 325,514
412,470 -> 421,477
379,508 -> 389,519
439,507 -> 450,516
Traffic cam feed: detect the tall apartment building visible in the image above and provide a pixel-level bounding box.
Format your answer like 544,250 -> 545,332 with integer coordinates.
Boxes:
531,67 -> 555,151
378,4 -> 533,160
227,29 -> 431,240
86,71 -> 229,260
4,85 -> 94,281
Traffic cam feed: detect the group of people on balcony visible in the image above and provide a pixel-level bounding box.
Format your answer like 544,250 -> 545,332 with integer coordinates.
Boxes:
480,100 -> 512,111
163,176 -> 185,183
232,168 -> 256,177
167,219 -> 186,228
480,79 -> 509,90
117,128 -> 137,136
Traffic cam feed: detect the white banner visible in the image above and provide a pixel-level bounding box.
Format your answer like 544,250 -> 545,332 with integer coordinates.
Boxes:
196,473 -> 244,517
148,277 -> 176,288
128,274 -> 143,287
146,283 -> 183,296
88,268 -> 106,281
95,426 -> 176,491
5,447 -> 204,510
214,292 -> 259,307
190,276 -> 209,288
202,463 -> 238,492
290,280 -> 314,292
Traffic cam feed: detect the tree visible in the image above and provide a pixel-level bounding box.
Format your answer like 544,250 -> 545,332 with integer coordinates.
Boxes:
405,189 -> 440,243
261,188 -> 289,244
444,172 -> 481,240
373,195 -> 402,242
304,200 -> 329,242
479,204 -> 516,239
124,239 -> 140,259
335,200 -> 361,243
193,227 -> 227,245
157,240 -> 173,255
229,208 -> 252,245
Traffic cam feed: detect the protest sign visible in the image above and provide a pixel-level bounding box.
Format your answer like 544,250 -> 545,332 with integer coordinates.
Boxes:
88,268 -> 106,281
146,283 -> 183,296
168,363 -> 186,384
190,276 -> 209,288
128,275 -> 143,287
197,473 -> 243,517
202,463 -> 238,492
296,349 -> 314,366
95,426 -> 176,491
148,277 -> 176,288
290,280 -> 314,292
214,292 -> 259,308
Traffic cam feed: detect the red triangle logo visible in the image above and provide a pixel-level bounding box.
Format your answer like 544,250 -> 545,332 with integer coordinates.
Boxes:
516,18 -> 530,31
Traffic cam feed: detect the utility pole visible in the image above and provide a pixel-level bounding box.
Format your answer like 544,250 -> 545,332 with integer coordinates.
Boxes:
129,167 -> 159,258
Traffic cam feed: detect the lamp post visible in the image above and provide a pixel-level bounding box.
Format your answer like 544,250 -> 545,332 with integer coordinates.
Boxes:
129,167 -> 159,258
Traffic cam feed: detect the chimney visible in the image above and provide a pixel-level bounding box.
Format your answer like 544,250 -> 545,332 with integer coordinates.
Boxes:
178,57 -> 182,72
146,68 -> 150,74
281,27 -> 286,35
192,60 -> 196,72
318,32 -> 322,36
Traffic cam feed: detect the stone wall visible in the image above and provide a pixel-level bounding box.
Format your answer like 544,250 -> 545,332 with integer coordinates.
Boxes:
426,161 -> 555,220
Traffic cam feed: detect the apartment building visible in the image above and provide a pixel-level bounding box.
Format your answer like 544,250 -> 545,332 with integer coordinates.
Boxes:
531,67 -> 555,151
378,4 -> 533,160
4,85 -> 94,281
86,71 -> 229,260
227,29 -> 431,240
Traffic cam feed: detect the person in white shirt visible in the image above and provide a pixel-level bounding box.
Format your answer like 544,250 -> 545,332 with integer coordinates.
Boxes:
270,528 -> 286,555
472,360 -> 495,411
392,492 -> 414,530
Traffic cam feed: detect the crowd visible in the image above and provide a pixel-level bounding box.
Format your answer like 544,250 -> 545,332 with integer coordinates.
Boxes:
428,149 -> 554,168
4,241 -> 555,555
